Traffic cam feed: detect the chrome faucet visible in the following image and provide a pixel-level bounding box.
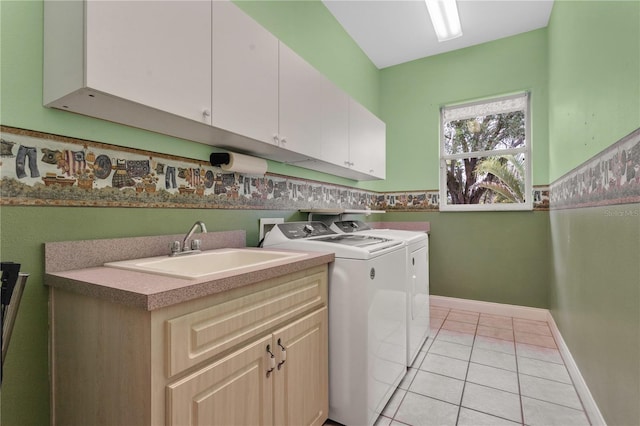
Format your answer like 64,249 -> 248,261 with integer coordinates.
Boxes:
170,221 -> 207,256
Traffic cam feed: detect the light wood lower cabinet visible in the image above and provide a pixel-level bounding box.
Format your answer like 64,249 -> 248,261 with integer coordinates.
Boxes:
167,308 -> 328,426
166,334 -> 274,426
273,309 -> 328,426
50,265 -> 328,426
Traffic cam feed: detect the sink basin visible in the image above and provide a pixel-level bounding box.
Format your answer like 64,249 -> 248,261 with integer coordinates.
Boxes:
104,248 -> 307,279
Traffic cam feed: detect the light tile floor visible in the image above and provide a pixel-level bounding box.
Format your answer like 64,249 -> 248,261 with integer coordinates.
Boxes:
373,305 -> 592,426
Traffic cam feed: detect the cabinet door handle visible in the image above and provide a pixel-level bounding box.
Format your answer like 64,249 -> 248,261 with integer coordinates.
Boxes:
272,134 -> 280,145
266,344 -> 276,377
277,338 -> 286,370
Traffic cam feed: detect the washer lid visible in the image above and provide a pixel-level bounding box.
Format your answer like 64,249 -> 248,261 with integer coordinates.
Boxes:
331,220 -> 428,244
312,234 -> 392,248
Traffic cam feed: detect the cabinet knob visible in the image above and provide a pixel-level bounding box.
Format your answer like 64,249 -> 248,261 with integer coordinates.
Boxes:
202,109 -> 211,117
272,134 -> 279,145
280,137 -> 287,145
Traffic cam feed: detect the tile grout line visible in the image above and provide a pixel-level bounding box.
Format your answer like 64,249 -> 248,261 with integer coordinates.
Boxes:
513,315 -> 526,426
387,308 -> 449,424
518,371 -> 576,386
454,311 -> 479,426
520,393 -> 595,413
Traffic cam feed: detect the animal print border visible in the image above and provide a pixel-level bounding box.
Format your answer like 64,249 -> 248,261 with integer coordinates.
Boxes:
549,128 -> 640,210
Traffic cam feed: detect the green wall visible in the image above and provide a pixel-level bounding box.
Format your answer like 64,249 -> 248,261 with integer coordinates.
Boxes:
379,211 -> 549,308
378,28 -> 549,192
549,205 -> 639,426
548,0 -> 640,183
547,2 -> 640,425
375,30 -> 551,311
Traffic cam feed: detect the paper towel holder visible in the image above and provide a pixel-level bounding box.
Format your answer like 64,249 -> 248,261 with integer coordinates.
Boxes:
210,151 -> 268,175
210,152 -> 233,167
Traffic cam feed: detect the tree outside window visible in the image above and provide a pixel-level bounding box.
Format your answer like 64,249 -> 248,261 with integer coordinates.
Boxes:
439,92 -> 532,211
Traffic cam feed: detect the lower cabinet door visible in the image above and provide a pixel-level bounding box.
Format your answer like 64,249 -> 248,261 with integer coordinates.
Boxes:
273,308 -> 329,426
166,335 -> 274,426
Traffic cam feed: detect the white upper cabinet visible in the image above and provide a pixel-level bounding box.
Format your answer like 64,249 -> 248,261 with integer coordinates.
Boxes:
212,3 -> 324,161
319,78 -> 350,166
278,42 -> 324,159
46,0 -> 212,124
211,0 -> 279,144
348,99 -> 386,179
43,0 -> 386,181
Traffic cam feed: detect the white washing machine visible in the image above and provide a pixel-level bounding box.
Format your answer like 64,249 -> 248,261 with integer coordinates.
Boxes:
262,222 -> 407,426
331,220 -> 430,367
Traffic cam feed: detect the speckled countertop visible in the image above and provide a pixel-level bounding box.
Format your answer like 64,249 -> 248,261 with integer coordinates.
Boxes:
44,231 -> 334,311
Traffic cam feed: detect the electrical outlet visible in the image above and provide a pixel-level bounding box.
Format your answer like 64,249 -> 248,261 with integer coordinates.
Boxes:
259,218 -> 284,241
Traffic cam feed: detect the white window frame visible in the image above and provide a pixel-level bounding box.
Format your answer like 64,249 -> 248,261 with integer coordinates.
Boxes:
439,92 -> 532,212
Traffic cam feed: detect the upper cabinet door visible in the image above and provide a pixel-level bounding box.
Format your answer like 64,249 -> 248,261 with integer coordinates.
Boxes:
319,78 -> 350,166
348,100 -> 386,179
211,1 -> 279,144
278,43 -> 324,159
85,0 -> 212,124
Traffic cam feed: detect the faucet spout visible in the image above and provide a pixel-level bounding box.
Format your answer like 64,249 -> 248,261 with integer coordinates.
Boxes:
181,221 -> 207,253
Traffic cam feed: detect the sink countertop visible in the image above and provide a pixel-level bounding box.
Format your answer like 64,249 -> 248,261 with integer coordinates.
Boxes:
44,231 -> 334,311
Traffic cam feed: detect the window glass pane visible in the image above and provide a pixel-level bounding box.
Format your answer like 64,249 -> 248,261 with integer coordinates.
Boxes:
443,111 -> 525,155
444,153 -> 527,205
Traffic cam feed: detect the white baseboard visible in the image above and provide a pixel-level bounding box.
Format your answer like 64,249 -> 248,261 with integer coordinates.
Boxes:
430,295 -> 548,321
545,312 -> 607,426
430,295 -> 606,425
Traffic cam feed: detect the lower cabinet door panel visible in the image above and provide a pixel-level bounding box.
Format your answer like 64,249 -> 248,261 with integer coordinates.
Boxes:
166,335 -> 274,426
274,308 -> 329,426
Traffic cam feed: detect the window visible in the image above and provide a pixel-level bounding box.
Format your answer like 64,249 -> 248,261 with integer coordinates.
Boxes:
439,92 -> 531,211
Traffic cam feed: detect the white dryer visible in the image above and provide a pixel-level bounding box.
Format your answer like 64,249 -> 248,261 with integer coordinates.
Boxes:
262,222 -> 407,426
331,220 -> 430,367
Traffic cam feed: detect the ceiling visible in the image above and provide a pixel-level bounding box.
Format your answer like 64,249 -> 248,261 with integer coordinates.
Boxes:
322,0 -> 555,69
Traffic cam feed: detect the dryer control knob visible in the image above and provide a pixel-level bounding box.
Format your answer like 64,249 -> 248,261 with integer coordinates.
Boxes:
303,224 -> 314,235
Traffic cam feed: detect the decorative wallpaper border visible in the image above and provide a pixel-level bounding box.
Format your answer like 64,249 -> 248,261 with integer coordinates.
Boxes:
549,128 -> 640,210
0,126 -> 549,211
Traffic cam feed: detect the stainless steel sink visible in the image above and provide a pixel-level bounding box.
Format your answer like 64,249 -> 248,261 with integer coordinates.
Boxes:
104,248 -> 307,279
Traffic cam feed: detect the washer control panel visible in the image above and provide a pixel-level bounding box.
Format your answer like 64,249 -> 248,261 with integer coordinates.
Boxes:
276,222 -> 337,239
333,220 -> 372,233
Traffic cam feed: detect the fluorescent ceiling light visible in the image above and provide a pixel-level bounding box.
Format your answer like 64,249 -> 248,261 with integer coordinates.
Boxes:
425,0 -> 463,42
